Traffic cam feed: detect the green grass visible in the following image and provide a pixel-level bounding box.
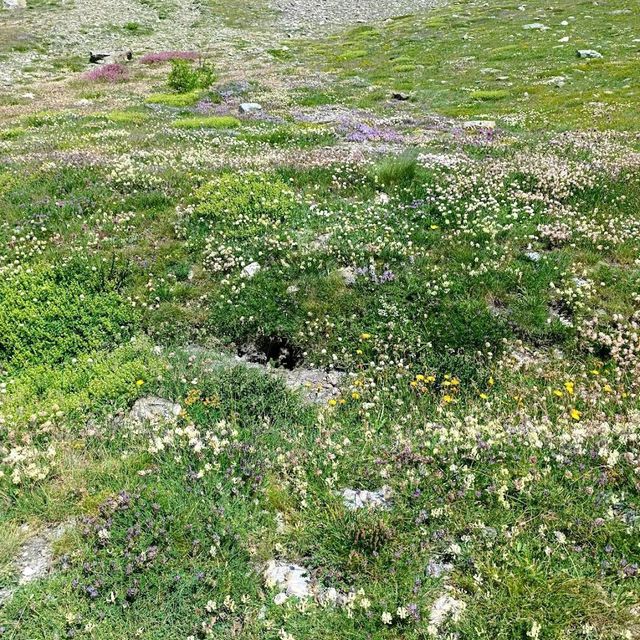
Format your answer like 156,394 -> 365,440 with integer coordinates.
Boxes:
0,0 -> 639,638
173,115 -> 241,129
145,90 -> 204,107
292,0 -> 640,130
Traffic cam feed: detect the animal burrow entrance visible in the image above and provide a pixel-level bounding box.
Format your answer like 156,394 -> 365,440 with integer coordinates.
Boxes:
239,335 -> 303,370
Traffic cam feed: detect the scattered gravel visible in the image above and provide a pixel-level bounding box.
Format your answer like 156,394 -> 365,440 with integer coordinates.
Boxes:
270,0 -> 444,33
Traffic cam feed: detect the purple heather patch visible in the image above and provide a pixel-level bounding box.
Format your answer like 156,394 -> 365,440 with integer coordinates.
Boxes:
82,63 -> 128,83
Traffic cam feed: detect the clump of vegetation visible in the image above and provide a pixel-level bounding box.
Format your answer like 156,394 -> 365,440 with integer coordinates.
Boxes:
167,58 -> 215,93
81,63 -> 128,83
145,90 -> 203,107
192,172 -> 296,225
0,265 -> 138,371
173,115 -> 240,129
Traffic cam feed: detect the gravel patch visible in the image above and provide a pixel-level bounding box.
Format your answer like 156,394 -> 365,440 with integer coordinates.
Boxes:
270,0 -> 445,33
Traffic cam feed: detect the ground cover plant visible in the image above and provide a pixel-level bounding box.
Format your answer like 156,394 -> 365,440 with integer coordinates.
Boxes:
0,0 -> 639,638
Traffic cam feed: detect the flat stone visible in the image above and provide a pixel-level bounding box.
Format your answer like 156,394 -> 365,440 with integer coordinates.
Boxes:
523,23 -> 549,30
525,250 -> 542,262
263,559 -> 352,606
281,368 -> 344,404
462,120 -> 496,130
129,396 -> 181,424
239,102 -> 263,114
241,261 -> 261,278
310,233 -> 331,251
341,486 -> 391,510
577,49 -> 602,58
1,523 -> 69,606
264,560 -> 312,599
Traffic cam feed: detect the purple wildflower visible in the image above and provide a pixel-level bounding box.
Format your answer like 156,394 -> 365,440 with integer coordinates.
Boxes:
345,122 -> 402,143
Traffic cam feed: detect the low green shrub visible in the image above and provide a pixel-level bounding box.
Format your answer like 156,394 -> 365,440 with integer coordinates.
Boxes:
173,115 -> 240,129
192,172 -> 296,225
167,59 -> 215,93
145,90 -> 203,107
0,265 -> 138,371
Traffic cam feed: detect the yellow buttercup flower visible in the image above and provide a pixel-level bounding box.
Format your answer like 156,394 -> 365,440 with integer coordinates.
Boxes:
570,408 -> 581,421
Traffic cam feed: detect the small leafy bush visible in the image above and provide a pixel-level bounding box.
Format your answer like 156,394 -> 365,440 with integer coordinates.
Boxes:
167,59 -> 215,93
193,172 -> 296,225
0,266 -> 138,371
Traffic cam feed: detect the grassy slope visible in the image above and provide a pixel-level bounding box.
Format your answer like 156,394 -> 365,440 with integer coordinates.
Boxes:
293,0 -> 640,130
0,0 -> 639,639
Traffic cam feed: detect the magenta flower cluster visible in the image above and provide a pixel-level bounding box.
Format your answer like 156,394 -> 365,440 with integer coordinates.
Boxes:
82,63 -> 128,83
139,50 -> 199,64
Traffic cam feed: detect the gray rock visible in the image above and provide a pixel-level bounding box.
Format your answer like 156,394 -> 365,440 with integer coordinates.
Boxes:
129,396 -> 181,424
341,486 -> 391,510
577,49 -> 602,58
239,102 -> 263,114
462,120 -> 496,130
241,261 -> 261,278
523,23 -> 548,30
286,285 -> 300,295
1,523 -> 69,606
280,368 -> 344,404
525,250 -> 542,262
3,0 -> 26,8
89,50 -> 133,64
264,560 -> 312,599
310,233 -> 331,251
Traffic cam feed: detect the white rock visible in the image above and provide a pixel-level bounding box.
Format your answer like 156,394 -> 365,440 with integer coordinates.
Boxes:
286,285 -> 300,294
558,36 -> 569,43
129,396 -> 181,424
3,0 -> 26,8
241,262 -> 261,278
523,23 -> 549,30
463,120 -> 496,130
264,560 -> 312,599
577,49 -> 602,58
525,250 -> 542,262
239,102 -> 263,114
341,486 -> 391,510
